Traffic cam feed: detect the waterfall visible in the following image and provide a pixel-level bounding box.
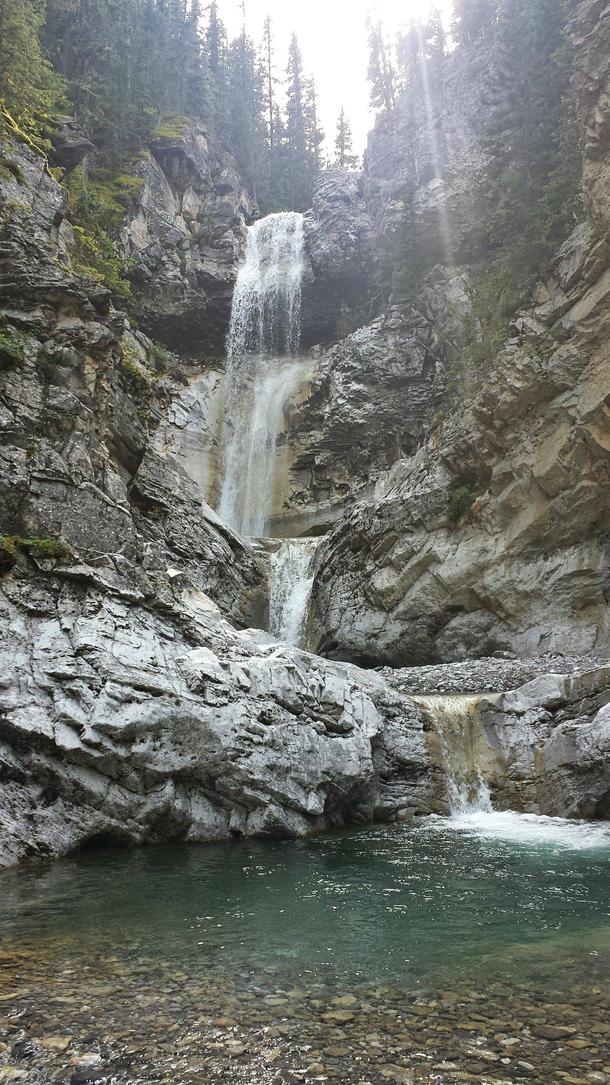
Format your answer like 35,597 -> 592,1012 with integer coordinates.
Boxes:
413,695 -> 493,815
268,539 -> 318,647
218,212 -> 306,537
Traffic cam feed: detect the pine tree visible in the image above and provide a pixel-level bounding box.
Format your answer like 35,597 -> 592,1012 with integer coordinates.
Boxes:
451,0 -> 498,46
485,0 -> 581,291
285,34 -> 309,210
226,28 -> 266,197
0,0 -> 64,134
304,78 -> 324,172
205,0 -> 229,130
261,16 -> 276,150
334,108 -> 358,169
367,20 -> 396,114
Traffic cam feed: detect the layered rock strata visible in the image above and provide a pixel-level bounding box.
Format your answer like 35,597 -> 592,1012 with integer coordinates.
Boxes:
0,562 -> 434,868
0,135 -> 264,626
311,1 -> 610,667
121,125 -> 253,357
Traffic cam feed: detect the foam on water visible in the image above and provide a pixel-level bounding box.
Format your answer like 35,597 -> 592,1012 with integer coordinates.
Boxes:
439,809 -> 610,850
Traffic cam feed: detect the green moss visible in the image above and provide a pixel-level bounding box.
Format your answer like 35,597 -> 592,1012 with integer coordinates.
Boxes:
0,535 -> 71,569
0,324 -> 27,370
66,166 -> 136,300
0,536 -> 19,569
154,112 -> 192,140
119,348 -> 153,398
447,486 -> 475,528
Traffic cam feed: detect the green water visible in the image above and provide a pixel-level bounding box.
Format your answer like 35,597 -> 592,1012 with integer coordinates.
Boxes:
1,816 -> 609,987
1,816 -> 609,1084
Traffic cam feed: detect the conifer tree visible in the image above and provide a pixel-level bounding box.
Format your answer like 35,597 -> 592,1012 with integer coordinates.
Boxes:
334,108 -> 358,169
452,0 -> 498,46
304,78 -> 324,172
367,20 -> 396,114
285,34 -> 309,210
0,0 -> 64,132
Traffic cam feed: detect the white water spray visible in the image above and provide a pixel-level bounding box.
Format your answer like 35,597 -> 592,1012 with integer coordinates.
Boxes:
268,538 -> 319,647
218,212 -> 307,537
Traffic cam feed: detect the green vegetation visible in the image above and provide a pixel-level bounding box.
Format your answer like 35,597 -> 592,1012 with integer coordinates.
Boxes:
67,167 -> 134,300
447,486 -> 475,527
0,534 -> 72,569
154,113 -> 193,141
36,0 -> 324,214
0,323 -> 28,370
368,0 -> 582,385
0,0 -> 65,141
119,348 -> 153,399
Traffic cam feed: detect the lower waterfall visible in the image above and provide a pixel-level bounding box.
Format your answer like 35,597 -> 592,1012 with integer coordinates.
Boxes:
218,356 -> 309,538
413,694 -> 494,815
268,539 -> 318,647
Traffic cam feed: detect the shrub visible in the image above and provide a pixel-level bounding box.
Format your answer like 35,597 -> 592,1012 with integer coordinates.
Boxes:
0,324 -> 27,370
119,348 -> 153,398
447,486 -> 474,527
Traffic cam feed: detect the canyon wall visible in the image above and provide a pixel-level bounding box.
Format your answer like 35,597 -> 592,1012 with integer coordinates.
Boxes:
311,0 -> 610,666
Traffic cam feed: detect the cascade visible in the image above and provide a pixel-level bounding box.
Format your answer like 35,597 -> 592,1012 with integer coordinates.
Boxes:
413,695 -> 493,815
218,212 -> 307,538
268,538 -> 319,646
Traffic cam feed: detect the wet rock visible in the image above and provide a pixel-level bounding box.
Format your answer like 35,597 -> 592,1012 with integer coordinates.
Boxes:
122,125 -> 253,357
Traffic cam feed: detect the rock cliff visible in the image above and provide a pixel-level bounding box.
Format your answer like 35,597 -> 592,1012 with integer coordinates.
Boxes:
122,124 -> 253,357
0,134 -> 264,628
0,561 -> 436,867
311,0 -> 610,667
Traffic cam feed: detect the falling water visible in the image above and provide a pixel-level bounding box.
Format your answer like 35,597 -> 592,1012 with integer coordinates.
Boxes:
413,695 -> 493,815
268,538 -> 319,647
218,212 -> 307,537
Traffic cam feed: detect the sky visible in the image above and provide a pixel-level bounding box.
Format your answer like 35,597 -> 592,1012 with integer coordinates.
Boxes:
221,0 -> 455,158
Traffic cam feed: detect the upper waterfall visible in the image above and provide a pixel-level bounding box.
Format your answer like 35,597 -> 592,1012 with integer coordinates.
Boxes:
217,212 -> 309,538
228,211 -> 305,359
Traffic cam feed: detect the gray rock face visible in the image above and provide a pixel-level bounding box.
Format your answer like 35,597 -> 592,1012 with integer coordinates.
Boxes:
312,80 -> 610,668
477,668 -> 610,818
122,125 -> 253,357
0,133 -> 265,628
0,566 -> 434,868
363,44 -> 493,297
260,267 -> 471,536
301,167 -> 373,347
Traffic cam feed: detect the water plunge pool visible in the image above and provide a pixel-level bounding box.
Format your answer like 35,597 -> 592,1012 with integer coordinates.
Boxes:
0,815 -> 608,1083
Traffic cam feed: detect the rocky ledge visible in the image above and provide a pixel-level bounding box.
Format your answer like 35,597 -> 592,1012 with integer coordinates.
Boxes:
0,561 -> 436,869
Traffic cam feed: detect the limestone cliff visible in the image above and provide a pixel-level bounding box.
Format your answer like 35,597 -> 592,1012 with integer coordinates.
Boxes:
311,0 -> 610,667
1,1 -> 609,869
122,124 -> 253,357
0,133 -> 264,627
